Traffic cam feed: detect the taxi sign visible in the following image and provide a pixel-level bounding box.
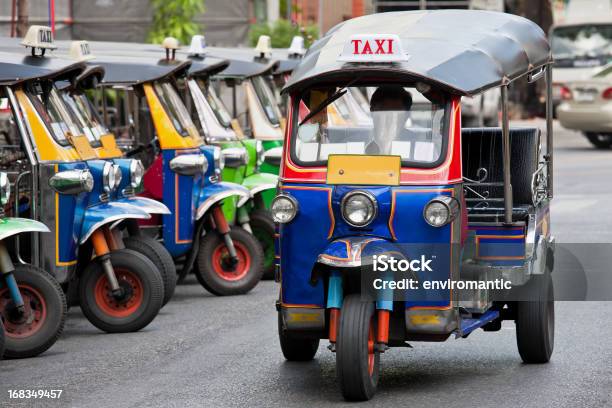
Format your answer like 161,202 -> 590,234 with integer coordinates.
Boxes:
188,35 -> 207,56
288,36 -> 306,57
70,41 -> 95,61
255,35 -> 272,58
337,34 -> 407,63
21,25 -> 57,50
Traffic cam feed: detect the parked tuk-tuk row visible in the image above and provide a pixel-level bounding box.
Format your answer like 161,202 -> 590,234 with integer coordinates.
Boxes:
0,26 -> 298,359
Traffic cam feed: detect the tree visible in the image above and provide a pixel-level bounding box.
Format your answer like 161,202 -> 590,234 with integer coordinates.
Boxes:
148,0 -> 205,45
248,19 -> 318,49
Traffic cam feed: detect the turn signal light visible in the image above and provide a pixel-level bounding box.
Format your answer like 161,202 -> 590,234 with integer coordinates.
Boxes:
602,87 -> 612,100
560,85 -> 572,101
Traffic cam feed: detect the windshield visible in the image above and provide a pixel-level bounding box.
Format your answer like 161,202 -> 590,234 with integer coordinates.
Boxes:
62,92 -> 107,146
187,79 -> 238,142
551,24 -> 612,67
201,80 -> 233,129
292,85 -> 448,168
153,81 -> 195,137
251,76 -> 281,126
27,84 -> 81,146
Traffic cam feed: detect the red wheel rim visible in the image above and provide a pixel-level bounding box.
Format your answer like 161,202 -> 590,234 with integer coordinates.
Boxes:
94,269 -> 143,318
367,317 -> 375,376
211,241 -> 251,281
0,285 -> 47,339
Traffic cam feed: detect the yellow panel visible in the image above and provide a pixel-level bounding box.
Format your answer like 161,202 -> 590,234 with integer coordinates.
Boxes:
327,155 -> 401,186
97,134 -> 123,158
69,134 -> 97,160
15,90 -> 80,162
143,84 -> 203,150
409,315 -> 441,325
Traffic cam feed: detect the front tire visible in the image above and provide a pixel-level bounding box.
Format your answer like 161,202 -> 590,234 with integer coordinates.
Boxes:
585,132 -> 612,149
196,227 -> 263,296
78,249 -> 163,333
336,294 -> 380,401
516,272 -> 555,363
278,312 -> 319,361
249,209 -> 275,280
124,236 -> 176,307
0,265 -> 67,359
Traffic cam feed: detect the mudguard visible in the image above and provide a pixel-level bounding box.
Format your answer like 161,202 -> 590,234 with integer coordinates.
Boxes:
237,172 -> 278,207
0,218 -> 49,241
196,182 -> 250,220
317,237 -> 390,268
80,202 -> 151,244
116,196 -> 170,215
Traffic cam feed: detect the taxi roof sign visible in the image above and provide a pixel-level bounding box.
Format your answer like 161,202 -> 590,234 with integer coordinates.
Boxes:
337,34 -> 408,63
255,35 -> 272,57
288,36 -> 306,57
21,25 -> 57,51
70,41 -> 96,61
188,35 -> 207,56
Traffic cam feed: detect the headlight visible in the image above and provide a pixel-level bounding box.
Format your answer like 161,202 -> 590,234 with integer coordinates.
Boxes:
0,173 -> 10,205
423,196 -> 459,227
271,194 -> 298,223
102,162 -> 115,193
256,140 -> 264,167
213,146 -> 225,171
130,159 -> 144,188
341,191 -> 377,227
49,169 -> 94,195
169,154 -> 208,176
113,165 -> 123,190
222,147 -> 248,168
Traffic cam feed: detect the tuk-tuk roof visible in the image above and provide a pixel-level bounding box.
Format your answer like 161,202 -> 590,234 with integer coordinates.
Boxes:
274,58 -> 301,75
205,48 -> 279,78
91,55 -> 191,85
0,50 -> 85,86
284,10 -> 552,96
184,55 -> 230,79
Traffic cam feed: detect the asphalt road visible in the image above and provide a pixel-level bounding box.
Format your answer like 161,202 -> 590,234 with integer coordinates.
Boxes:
2,121 -> 612,408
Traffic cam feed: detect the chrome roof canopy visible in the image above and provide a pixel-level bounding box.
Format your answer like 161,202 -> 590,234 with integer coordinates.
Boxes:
283,10 -> 552,96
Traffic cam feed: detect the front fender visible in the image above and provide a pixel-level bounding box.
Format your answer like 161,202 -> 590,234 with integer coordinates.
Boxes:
80,202 -> 151,244
196,182 -> 250,220
117,196 -> 170,215
317,237 -> 390,268
0,218 -> 49,241
238,172 -> 278,207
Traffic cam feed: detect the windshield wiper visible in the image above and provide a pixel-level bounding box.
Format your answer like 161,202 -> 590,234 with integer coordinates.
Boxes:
299,77 -> 361,126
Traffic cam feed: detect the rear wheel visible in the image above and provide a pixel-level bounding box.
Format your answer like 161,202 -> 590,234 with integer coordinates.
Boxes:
585,132 -> 612,149
79,249 -> 163,333
124,236 -> 176,307
0,265 -> 66,359
196,227 -> 263,296
278,312 -> 319,361
336,294 -> 380,401
516,272 -> 555,363
249,209 -> 275,280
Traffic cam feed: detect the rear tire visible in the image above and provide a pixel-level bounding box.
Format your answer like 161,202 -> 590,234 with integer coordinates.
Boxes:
124,236 -> 176,307
516,272 -> 555,363
0,265 -> 66,359
196,227 -> 263,296
278,312 -> 319,361
336,294 -> 380,401
585,132 -> 612,149
79,249 -> 163,333
249,209 -> 275,280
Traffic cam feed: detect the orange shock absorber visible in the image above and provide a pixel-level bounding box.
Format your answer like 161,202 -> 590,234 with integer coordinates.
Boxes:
91,229 -> 111,256
377,310 -> 390,346
329,308 -> 340,343
103,226 -> 119,251
91,228 -> 122,295
212,206 -> 230,234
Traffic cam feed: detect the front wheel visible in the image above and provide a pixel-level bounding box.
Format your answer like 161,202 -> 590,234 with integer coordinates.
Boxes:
249,209 -> 275,280
278,312 -> 319,361
196,227 -> 263,296
516,272 -> 555,363
0,265 -> 67,359
336,294 -> 380,401
78,249 -> 163,333
585,132 -> 612,149
124,235 -> 177,307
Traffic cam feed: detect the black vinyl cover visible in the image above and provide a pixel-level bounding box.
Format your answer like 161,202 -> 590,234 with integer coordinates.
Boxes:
284,10 -> 551,96
0,51 -> 85,85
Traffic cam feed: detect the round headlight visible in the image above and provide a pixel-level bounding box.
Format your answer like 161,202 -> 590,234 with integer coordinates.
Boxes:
113,165 -> 123,189
0,173 -> 11,206
341,191 -> 377,227
102,162 -> 115,193
271,194 -> 298,223
130,160 -> 144,189
213,146 -> 225,171
256,140 -> 264,166
423,196 -> 459,227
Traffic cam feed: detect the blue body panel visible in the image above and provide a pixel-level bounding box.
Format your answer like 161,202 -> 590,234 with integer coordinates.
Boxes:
56,162 -> 89,265
80,201 -> 150,244
278,183 -> 457,309
468,225 -> 526,267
